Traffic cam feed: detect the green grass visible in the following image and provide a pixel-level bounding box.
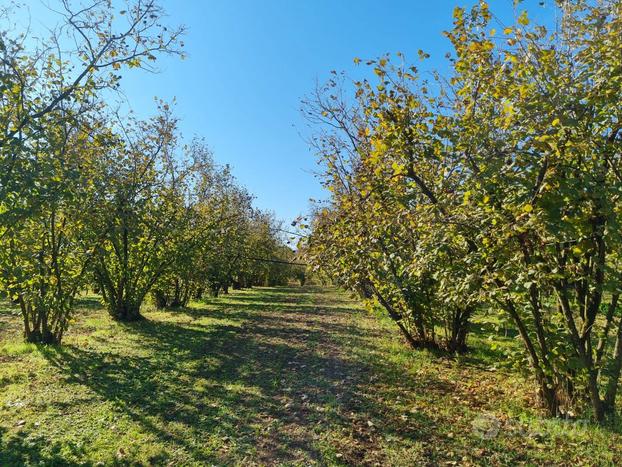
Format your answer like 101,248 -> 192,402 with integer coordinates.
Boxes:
0,286 -> 620,466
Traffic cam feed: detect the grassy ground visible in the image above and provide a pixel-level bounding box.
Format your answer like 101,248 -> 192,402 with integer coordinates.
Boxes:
0,286 -> 620,466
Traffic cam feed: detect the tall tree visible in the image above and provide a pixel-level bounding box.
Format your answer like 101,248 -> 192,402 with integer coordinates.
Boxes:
90,107 -> 194,321
306,0 -> 622,421
0,0 -> 184,342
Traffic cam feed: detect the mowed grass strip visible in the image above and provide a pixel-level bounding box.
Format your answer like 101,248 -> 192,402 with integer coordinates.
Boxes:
0,286 -> 620,466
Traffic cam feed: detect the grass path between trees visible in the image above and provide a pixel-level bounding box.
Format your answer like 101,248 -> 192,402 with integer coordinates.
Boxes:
1,286 -> 621,465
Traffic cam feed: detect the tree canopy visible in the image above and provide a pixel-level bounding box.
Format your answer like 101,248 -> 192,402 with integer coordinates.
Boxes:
0,0 -> 301,343
304,0 -> 622,422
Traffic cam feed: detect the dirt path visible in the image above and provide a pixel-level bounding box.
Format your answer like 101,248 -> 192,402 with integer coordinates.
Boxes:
211,286 -> 426,466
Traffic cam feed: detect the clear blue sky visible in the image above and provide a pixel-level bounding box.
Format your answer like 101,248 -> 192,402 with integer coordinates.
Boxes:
25,0 -> 554,224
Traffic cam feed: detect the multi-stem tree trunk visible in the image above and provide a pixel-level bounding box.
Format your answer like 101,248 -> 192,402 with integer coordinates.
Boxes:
367,282 -> 441,351
153,289 -> 169,309
210,283 -> 220,297
21,301 -> 60,344
95,262 -> 146,321
446,306 -> 473,354
604,315 -> 622,413
109,300 -> 142,321
18,288 -> 75,344
153,279 -> 193,309
169,278 -> 184,307
495,293 -> 562,417
17,216 -> 79,345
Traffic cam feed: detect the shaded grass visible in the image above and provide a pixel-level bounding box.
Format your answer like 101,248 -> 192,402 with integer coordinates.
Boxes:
0,286 -> 620,465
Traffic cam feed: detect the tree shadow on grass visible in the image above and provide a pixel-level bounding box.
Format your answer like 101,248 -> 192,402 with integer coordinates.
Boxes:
0,426 -> 84,467
30,292 -> 439,465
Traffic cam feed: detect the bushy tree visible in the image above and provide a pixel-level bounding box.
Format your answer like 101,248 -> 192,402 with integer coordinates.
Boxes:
306,0 -> 622,421
442,0 -> 622,421
151,142 -> 300,306
152,140 -> 251,304
90,107 -> 198,320
303,72 -> 478,352
0,108 -> 111,343
0,0 -> 183,342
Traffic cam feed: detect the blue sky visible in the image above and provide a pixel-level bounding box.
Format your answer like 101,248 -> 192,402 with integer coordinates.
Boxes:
24,0 -> 554,224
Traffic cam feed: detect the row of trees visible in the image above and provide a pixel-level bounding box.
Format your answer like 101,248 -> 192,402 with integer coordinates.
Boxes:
0,1 -> 299,345
304,0 -> 622,422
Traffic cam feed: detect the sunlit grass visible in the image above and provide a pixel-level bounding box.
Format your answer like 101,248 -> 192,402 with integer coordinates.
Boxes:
0,287 -> 620,465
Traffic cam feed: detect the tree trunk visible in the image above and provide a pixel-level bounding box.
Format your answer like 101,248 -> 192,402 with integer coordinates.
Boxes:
498,295 -> 561,417
596,294 -> 619,368
110,301 -> 142,321
153,290 -> 168,309
20,297 -> 62,344
357,280 -> 374,299
447,306 -> 472,354
369,285 -> 423,350
604,315 -> 622,414
24,323 -> 60,344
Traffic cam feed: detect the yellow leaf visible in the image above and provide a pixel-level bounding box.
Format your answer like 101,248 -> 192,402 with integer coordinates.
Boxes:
391,162 -> 405,175
463,190 -> 472,205
523,204 -> 533,213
